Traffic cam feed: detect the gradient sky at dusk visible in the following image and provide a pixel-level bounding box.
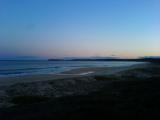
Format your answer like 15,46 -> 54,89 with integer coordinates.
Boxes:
0,0 -> 160,59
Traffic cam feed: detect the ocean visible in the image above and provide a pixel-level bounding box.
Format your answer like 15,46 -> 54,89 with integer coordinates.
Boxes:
0,60 -> 143,77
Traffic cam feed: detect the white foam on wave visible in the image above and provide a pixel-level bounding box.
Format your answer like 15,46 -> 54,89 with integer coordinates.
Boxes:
56,71 -> 94,76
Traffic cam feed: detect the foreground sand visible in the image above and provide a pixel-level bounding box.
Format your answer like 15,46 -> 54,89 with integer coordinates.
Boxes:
1,63 -> 160,120
0,63 -> 147,107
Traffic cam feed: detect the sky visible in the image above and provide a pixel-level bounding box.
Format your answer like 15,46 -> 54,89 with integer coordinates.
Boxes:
0,0 -> 160,59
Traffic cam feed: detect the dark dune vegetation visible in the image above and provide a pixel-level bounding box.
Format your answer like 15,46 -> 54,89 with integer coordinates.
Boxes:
0,63 -> 160,120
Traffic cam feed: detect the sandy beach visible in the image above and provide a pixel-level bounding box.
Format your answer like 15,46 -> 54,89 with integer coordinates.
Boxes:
0,63 -> 147,107
1,62 -> 160,120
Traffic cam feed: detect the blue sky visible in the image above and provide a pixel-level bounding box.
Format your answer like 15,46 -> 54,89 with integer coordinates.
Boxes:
0,0 -> 160,58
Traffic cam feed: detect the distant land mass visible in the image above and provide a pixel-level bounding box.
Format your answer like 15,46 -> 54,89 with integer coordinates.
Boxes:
0,56 -> 160,63
48,57 -> 160,63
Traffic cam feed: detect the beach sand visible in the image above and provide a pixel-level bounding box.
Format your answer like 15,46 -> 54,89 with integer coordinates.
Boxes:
0,63 -> 147,107
1,63 -> 160,120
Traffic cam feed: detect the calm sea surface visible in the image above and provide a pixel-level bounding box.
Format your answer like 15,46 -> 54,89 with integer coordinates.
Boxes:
0,61 -> 144,77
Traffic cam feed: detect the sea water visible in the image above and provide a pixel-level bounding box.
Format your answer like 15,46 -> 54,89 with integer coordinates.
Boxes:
0,60 -> 144,77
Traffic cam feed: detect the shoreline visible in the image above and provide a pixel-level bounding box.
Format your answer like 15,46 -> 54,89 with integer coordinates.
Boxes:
0,63 -> 147,87
0,61 -> 145,78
